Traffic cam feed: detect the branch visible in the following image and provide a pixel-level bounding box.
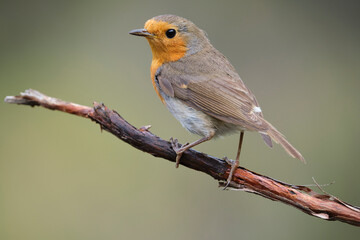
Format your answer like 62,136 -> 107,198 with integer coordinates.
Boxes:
5,89 -> 360,227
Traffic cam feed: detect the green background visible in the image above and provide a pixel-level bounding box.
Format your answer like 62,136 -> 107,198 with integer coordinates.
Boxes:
1,0 -> 359,239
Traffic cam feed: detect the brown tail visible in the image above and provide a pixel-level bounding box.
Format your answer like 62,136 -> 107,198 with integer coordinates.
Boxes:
264,121 -> 306,163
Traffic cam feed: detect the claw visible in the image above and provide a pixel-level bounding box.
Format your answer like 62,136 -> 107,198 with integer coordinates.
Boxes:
170,138 -> 187,168
223,158 -> 239,190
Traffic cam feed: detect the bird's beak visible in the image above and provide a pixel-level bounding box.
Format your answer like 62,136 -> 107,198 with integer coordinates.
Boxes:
129,28 -> 153,37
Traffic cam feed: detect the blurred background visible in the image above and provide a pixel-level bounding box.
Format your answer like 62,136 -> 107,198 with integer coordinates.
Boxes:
1,0 -> 359,239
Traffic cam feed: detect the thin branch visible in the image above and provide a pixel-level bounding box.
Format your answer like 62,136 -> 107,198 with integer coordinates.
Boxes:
5,89 -> 360,227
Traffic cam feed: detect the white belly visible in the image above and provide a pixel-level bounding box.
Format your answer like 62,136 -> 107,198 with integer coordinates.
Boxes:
163,95 -> 240,138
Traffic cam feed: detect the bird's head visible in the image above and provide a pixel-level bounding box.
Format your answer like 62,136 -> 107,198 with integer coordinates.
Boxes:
129,15 -> 209,63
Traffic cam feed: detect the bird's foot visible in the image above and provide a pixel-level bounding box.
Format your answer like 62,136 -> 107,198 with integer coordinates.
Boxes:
222,157 -> 239,190
170,137 -> 189,168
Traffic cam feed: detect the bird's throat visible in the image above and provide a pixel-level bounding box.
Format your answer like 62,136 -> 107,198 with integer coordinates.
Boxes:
147,39 -> 187,63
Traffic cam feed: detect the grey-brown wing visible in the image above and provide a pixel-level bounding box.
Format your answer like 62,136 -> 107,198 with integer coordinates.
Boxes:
156,61 -> 268,132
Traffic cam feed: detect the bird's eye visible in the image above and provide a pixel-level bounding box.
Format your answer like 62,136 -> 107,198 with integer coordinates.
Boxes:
165,29 -> 176,38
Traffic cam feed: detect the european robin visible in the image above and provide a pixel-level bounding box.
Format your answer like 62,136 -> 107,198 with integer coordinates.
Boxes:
129,15 -> 305,187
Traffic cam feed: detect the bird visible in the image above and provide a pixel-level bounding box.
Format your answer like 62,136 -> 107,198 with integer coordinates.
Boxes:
129,14 -> 305,187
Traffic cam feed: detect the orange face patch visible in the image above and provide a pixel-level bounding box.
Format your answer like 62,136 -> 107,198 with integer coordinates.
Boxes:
144,19 -> 188,63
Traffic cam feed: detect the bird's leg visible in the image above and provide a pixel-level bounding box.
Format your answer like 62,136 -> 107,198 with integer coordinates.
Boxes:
224,131 -> 244,189
171,132 -> 215,168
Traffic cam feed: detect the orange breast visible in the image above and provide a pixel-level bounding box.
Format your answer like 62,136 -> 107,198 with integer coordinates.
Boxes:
150,58 -> 165,103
